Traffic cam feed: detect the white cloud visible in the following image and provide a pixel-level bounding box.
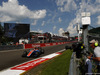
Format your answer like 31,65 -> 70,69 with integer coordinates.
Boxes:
85,5 -> 100,15
56,0 -> 80,36
80,0 -> 100,15
0,0 -> 46,22
31,29 -> 43,33
66,4 -> 82,36
53,26 -> 56,31
58,17 -> 62,22
48,14 -> 52,16
52,14 -> 56,22
58,28 -> 64,36
65,0 -> 100,36
41,21 -> 45,26
37,29 -> 43,33
79,0 -> 100,27
66,18 -> 78,36
56,0 -> 100,36
97,16 -> 100,25
96,0 -> 100,3
31,20 -> 37,25
56,0 -> 77,12
56,0 -> 66,6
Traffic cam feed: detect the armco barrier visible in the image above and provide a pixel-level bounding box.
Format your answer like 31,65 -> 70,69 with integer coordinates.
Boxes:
69,52 -> 76,75
25,41 -> 76,49
0,44 -> 23,51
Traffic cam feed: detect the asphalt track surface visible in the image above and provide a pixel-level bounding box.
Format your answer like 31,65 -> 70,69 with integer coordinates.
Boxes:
0,43 -> 72,71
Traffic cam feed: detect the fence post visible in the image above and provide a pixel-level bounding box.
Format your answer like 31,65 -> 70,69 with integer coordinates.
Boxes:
81,12 -> 91,54
83,25 -> 88,53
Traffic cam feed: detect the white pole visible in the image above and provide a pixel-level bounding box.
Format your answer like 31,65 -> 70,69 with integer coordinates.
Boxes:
77,23 -> 80,42
78,33 -> 80,42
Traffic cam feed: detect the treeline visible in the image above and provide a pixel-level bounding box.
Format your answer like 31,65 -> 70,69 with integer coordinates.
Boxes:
89,27 -> 100,34
0,23 -> 13,45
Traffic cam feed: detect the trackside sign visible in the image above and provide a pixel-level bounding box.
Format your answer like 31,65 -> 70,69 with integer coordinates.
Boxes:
24,41 -> 76,49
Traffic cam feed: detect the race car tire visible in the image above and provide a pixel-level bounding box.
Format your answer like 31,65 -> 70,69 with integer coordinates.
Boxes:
34,51 -> 40,57
22,51 -> 28,57
41,49 -> 44,54
65,46 -> 72,50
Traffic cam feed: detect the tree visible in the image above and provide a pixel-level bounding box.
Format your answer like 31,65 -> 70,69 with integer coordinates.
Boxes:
0,23 -> 4,44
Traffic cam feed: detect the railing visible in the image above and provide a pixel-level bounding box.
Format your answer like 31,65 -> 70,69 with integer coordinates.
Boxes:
69,51 -> 87,75
69,52 -> 81,75
69,52 -> 75,75
69,50 -> 100,75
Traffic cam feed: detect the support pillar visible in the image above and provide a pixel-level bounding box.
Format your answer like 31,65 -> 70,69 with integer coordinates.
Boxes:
83,25 -> 88,52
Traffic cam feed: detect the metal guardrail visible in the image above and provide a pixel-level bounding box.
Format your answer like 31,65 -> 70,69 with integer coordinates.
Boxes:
69,52 -> 80,75
69,52 -> 76,75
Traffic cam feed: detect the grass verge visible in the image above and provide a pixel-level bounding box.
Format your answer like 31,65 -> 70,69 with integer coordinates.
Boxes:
22,50 -> 72,75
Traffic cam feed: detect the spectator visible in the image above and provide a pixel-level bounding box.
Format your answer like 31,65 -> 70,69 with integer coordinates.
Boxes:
85,58 -> 92,75
72,42 -> 84,58
16,42 -> 19,45
86,52 -> 93,75
87,40 -> 100,73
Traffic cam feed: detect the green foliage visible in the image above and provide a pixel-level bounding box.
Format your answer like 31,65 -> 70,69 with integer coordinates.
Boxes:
79,58 -> 86,75
0,23 -> 14,45
89,27 -> 100,34
0,23 -> 4,37
0,23 -> 4,44
22,50 -> 72,75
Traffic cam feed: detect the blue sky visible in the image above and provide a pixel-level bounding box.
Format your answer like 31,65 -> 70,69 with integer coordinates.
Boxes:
0,0 -> 100,36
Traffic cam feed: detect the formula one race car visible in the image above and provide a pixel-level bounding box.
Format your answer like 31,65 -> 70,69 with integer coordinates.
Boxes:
22,47 -> 44,58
